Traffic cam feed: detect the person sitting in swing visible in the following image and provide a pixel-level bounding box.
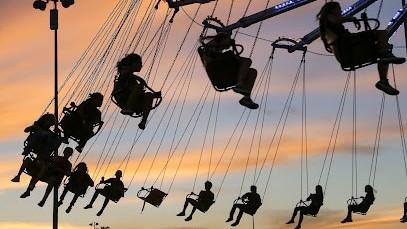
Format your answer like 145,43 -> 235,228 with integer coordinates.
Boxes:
341,185 -> 375,223
286,185 -> 324,229
226,185 -> 262,227
37,147 -> 73,207
19,147 -> 72,199
177,181 -> 215,221
62,92 -> 104,153
204,32 -> 259,109
318,1 -> 405,95
84,170 -> 125,216
58,162 -> 94,213
112,53 -> 161,130
11,114 -> 60,183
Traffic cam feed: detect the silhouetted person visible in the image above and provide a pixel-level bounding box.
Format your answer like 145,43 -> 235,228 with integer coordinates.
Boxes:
37,147 -> 73,207
19,147 -> 72,199
177,181 -> 215,221
112,53 -> 161,130
286,185 -> 324,229
58,162 -> 94,213
341,185 -> 375,223
400,200 -> 407,223
203,32 -> 259,109
11,114 -> 60,183
62,93 -> 104,153
318,1 -> 405,95
226,185 -> 262,227
84,170 -> 125,216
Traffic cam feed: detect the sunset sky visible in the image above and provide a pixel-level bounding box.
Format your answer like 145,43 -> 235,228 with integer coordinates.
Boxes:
1,0 -> 407,228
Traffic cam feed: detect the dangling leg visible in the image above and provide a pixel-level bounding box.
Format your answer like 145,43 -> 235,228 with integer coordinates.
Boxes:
231,206 -> 244,227
38,178 -> 56,207
66,194 -> 80,213
139,93 -> 154,130
11,159 -> 30,182
375,62 -> 399,95
234,57 -> 252,95
177,198 -> 190,216
341,205 -> 354,223
401,202 -> 407,222
237,68 -> 259,110
185,199 -> 198,221
376,30 -> 405,64
226,204 -> 243,222
75,129 -> 92,153
287,206 -> 303,224
96,198 -> 109,216
295,211 -> 305,229
84,189 -> 101,209
20,161 -> 48,198
58,187 -> 69,206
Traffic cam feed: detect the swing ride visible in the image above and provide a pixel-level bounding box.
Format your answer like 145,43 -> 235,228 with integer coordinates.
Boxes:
11,0 -> 407,228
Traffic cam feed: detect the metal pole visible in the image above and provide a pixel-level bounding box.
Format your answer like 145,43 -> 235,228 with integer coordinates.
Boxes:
51,1 -> 59,229
403,0 -> 407,55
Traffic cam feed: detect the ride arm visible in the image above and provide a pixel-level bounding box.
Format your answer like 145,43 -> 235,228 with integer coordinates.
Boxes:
159,0 -> 216,22
204,0 -> 317,33
288,0 -> 378,52
386,5 -> 407,38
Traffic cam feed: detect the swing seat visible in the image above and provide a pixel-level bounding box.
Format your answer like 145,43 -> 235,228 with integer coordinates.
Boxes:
23,130 -> 62,157
295,200 -> 321,217
111,91 -> 162,118
198,46 -> 239,92
186,193 -> 215,213
347,197 -> 370,215
64,177 -> 92,197
60,102 -> 103,142
335,37 -> 379,71
22,155 -> 52,183
137,187 -> 167,209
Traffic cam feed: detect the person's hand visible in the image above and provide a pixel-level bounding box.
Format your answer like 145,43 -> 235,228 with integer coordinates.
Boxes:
154,91 -> 162,98
353,18 -> 361,30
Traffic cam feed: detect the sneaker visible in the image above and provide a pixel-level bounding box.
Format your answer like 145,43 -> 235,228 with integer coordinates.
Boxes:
84,204 -> 93,209
340,218 -> 352,223
96,210 -> 103,216
66,206 -> 72,213
58,201 -> 63,207
177,212 -> 186,216
375,80 -> 399,95
225,217 -> 233,223
239,97 -> 259,110
20,191 -> 30,198
75,145 -> 84,153
286,220 -> 295,224
379,53 -> 406,64
233,86 -> 250,96
138,121 -> 146,130
231,222 -> 240,227
38,200 -> 45,207
184,216 -> 192,221
294,226 -> 301,229
120,109 -> 134,115
11,176 -> 20,183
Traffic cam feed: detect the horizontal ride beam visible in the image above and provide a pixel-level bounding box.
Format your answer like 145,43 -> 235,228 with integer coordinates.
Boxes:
386,5 -> 407,37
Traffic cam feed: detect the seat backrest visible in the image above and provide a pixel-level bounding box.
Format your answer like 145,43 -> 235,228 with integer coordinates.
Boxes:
142,188 -> 167,207
244,202 -> 262,216
197,200 -> 215,212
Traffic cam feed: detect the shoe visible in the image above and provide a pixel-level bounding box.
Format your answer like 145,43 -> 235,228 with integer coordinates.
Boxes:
66,206 -> 72,213
84,204 -> 93,209
233,86 -> 250,96
177,212 -> 186,216
239,97 -> 259,110
120,109 -> 134,115
226,217 -> 233,223
286,220 -> 295,224
11,176 -> 20,183
185,216 -> 192,221
375,80 -> 399,95
231,222 -> 240,227
294,225 -> 301,229
38,200 -> 45,207
138,121 -> 146,130
379,53 -> 406,64
341,218 -> 352,223
75,145 -> 84,153
96,210 -> 103,216
20,191 -> 30,198
58,201 -> 63,207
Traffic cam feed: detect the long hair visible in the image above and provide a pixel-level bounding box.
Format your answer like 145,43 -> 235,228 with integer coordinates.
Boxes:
117,53 -> 142,72
317,1 -> 340,52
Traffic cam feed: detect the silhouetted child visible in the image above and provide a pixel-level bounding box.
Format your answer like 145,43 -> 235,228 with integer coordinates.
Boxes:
112,53 -> 161,130
37,147 -> 73,206
318,1 -> 405,95
341,185 -> 375,223
58,162 -> 94,213
61,93 -> 104,152
286,185 -> 324,229
177,181 -> 215,221
204,33 -> 259,109
226,185 -> 262,227
84,170 -> 125,216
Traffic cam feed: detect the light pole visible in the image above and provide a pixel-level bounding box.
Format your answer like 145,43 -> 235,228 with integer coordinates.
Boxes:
32,1 -> 75,228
